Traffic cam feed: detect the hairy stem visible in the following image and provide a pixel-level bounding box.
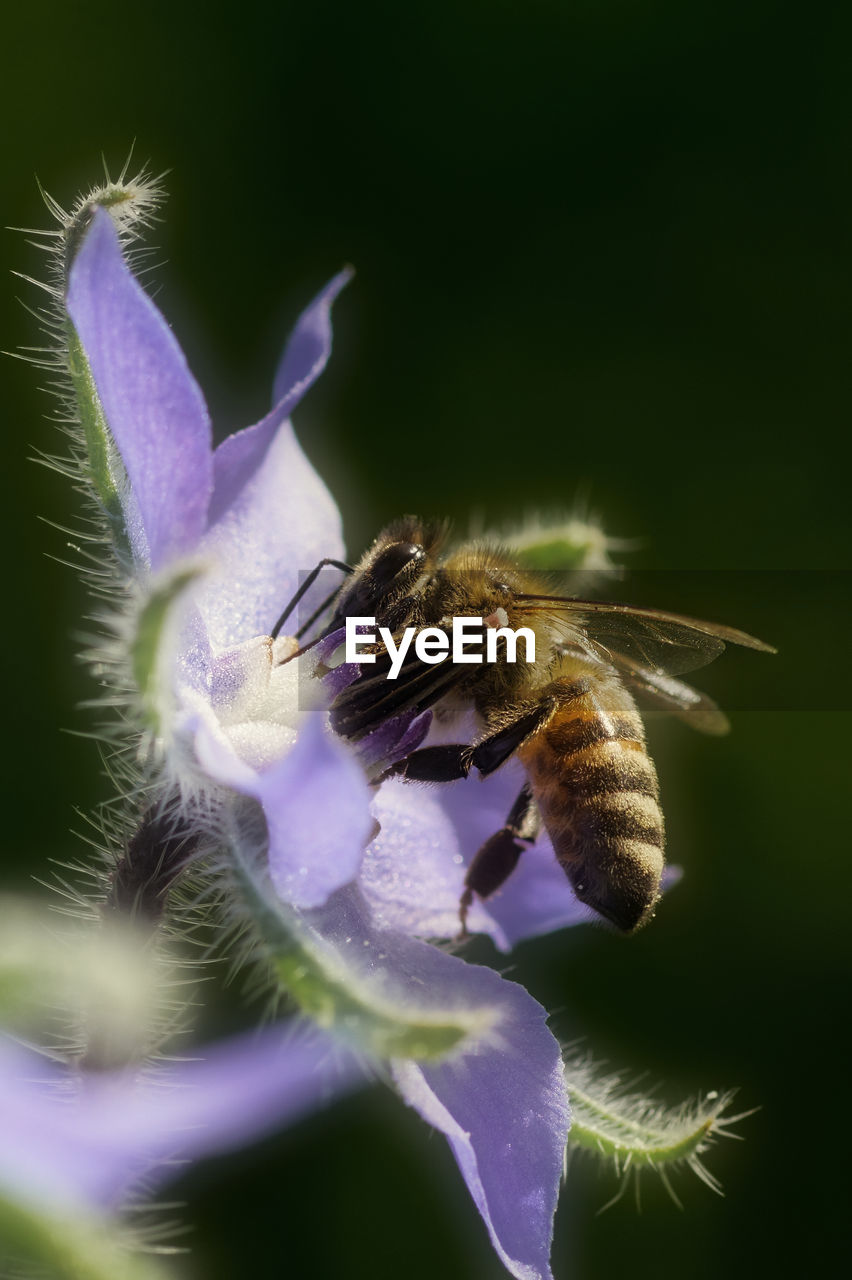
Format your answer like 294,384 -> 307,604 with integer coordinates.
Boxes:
105,799 -> 200,924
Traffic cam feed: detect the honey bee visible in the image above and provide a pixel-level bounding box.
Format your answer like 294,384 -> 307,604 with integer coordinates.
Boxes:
274,516 -> 774,934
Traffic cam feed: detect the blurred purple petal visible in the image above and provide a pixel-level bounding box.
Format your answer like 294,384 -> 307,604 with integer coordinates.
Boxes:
392,981 -> 569,1280
66,208 -> 213,570
1,1041 -> 115,1213
1,1026 -> 363,1214
78,1023 -> 363,1205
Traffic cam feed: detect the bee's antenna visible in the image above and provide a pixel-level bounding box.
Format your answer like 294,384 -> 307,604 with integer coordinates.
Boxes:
270,558 -> 353,639
294,583 -> 347,640
274,632 -> 331,667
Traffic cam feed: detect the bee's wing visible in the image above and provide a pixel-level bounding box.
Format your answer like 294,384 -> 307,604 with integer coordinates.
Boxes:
519,593 -> 774,675
575,644 -> 732,734
329,629 -> 475,740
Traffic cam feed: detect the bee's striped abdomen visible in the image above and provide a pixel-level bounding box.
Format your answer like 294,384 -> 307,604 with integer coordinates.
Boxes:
517,673 -> 665,931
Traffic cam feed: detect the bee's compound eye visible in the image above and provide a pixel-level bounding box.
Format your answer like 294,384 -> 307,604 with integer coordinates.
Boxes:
372,542 -> 425,587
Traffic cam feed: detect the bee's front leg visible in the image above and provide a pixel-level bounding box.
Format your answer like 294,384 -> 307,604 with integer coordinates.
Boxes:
458,784 -> 541,938
377,742 -> 476,784
376,698 -> 556,785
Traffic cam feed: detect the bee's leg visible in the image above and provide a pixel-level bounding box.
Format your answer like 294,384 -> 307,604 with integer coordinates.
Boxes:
379,700 -> 555,784
458,784 -> 541,937
377,742 -> 475,783
270,558 -> 353,639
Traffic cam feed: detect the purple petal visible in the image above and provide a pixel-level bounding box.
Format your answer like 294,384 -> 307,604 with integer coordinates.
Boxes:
258,716 -> 374,907
322,659 -> 363,699
196,414 -> 345,647
298,881 -> 562,1069
356,709 -> 432,769
428,761 -> 597,948
391,981 -> 569,1280
360,765 -> 591,949
313,626 -> 347,664
207,269 -> 352,530
480,833 -> 600,945
194,712 -> 373,909
256,884 -> 567,1280
197,272 -> 351,649
272,268 -> 354,408
434,757 -> 594,940
360,780 -> 496,939
0,1042 -> 115,1213
434,756 -> 529,857
260,885 -> 568,1280
81,1023 -> 363,1205
0,1026 -> 362,1214
66,207 -> 213,570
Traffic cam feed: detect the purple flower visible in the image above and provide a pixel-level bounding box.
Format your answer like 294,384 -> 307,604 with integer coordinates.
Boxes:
62,200 -> 583,1279
0,1024 -> 360,1218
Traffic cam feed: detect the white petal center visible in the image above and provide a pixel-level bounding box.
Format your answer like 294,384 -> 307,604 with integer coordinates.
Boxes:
178,634 -> 320,776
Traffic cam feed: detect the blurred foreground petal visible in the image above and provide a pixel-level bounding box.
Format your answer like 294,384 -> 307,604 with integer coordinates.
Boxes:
0,1024 -> 363,1214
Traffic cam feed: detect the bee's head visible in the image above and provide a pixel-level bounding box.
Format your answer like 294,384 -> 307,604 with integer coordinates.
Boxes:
332,531 -> 434,629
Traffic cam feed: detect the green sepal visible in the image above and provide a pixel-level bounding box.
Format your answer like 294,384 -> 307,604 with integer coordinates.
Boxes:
517,536 -> 601,570
231,845 -> 494,1062
0,897 -> 163,1064
0,1197 -> 170,1280
64,319 -> 131,557
564,1054 -> 740,1194
509,517 -> 617,571
132,564 -> 205,732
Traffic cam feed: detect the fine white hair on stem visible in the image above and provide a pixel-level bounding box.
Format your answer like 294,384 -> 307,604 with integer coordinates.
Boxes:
561,1047 -> 754,1211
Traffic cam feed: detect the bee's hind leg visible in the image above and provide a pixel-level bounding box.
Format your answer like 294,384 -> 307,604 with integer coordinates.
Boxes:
373,707 -> 552,935
459,784 -> 541,937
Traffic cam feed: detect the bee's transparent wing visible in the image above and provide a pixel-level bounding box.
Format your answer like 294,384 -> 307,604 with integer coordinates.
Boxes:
581,644 -> 731,734
520,593 -> 774,676
555,638 -> 730,733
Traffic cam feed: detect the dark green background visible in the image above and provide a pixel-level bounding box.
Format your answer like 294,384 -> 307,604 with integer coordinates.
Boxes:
2,3 -> 849,1278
